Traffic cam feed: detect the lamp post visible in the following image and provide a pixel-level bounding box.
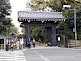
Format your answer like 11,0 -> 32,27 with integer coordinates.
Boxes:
63,3 -> 77,48
74,1 -> 77,48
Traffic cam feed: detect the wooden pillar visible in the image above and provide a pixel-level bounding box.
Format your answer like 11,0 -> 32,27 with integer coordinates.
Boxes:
25,24 -> 27,47
52,24 -> 56,46
29,25 -> 31,39
25,23 -> 31,47
47,27 -> 52,44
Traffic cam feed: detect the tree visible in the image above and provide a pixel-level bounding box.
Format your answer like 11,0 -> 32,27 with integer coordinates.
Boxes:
28,0 -> 48,11
28,0 -> 81,12
57,4 -> 81,40
9,25 -> 19,35
31,27 -> 47,42
0,0 -> 12,34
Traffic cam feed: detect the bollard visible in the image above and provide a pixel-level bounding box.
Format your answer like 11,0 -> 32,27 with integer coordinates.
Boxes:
80,42 -> 81,47
68,43 -> 69,48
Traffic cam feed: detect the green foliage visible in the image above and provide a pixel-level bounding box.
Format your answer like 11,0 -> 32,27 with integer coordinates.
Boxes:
29,0 -> 48,11
29,0 -> 81,12
9,25 -> 19,35
57,5 -> 81,40
0,0 -> 12,34
31,27 -> 47,42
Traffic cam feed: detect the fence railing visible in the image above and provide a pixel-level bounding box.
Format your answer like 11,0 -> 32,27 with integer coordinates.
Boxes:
68,40 -> 81,48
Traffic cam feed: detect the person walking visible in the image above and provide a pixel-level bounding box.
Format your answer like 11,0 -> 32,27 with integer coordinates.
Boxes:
20,38 -> 23,49
16,40 -> 20,49
6,40 -> 9,51
32,38 -> 35,47
27,38 -> 31,49
11,40 -> 14,51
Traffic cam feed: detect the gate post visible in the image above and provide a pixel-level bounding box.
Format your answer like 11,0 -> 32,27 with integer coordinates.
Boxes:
52,24 -> 56,46
25,23 -> 31,47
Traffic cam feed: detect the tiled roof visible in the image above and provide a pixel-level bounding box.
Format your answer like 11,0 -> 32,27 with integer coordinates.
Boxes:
18,11 -> 65,22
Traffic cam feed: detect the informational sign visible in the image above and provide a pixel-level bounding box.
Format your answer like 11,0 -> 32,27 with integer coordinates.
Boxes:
58,37 -> 60,41
63,5 -> 71,8
73,28 -> 75,32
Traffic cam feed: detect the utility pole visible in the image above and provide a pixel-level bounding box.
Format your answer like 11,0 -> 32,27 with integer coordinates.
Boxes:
63,4 -> 77,48
74,6 -> 77,48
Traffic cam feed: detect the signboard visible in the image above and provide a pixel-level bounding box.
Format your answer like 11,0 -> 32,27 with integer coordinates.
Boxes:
58,37 -> 60,41
73,28 -> 75,32
63,5 -> 71,8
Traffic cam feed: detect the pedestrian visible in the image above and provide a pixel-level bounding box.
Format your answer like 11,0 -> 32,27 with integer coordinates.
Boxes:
20,38 -> 23,49
38,38 -> 41,46
27,38 -> 31,49
32,38 -> 35,47
11,40 -> 14,51
6,40 -> 9,51
16,40 -> 20,49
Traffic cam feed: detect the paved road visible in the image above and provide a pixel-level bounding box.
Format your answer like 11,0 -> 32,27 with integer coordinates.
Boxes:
0,47 -> 81,61
0,50 -> 26,61
24,47 -> 81,61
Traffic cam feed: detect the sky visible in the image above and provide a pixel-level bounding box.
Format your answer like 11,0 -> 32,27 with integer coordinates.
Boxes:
10,0 -> 28,34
